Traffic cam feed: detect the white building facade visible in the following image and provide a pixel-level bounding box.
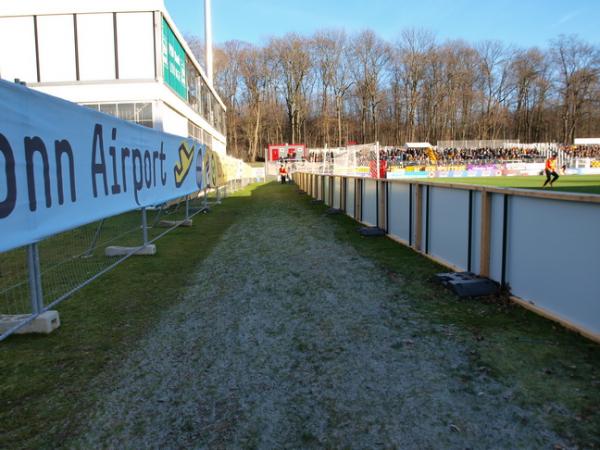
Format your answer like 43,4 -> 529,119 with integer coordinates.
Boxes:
0,0 -> 226,154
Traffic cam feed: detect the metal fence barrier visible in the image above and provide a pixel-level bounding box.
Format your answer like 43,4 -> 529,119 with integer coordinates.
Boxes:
279,143 -> 597,178
294,172 -> 600,343
0,177 -> 257,341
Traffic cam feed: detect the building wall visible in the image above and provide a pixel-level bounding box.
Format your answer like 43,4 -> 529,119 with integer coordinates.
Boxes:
0,3 -> 227,154
160,102 -> 189,138
0,12 -> 155,84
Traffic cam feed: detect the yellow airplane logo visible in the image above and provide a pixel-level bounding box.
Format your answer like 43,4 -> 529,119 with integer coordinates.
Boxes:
174,141 -> 195,188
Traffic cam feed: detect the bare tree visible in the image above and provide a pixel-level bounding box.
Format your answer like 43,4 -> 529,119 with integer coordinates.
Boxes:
239,45 -> 269,161
214,41 -> 246,157
350,30 -> 390,143
475,40 -> 514,139
551,34 -> 600,143
311,30 -> 354,147
269,34 -> 313,144
508,48 -> 550,142
184,34 -> 206,70
204,28 -> 600,160
393,29 -> 434,142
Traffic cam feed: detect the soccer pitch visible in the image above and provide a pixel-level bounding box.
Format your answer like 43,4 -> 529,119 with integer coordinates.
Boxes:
428,175 -> 600,195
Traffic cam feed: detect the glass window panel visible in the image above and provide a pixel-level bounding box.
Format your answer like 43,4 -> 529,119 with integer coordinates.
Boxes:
99,103 -> 117,116
0,17 -> 37,83
116,12 -> 154,79
136,103 -> 152,122
37,15 -> 76,82
118,103 -> 135,121
77,13 -> 115,81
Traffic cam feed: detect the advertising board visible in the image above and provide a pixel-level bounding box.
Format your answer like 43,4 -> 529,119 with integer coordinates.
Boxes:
0,80 -> 202,253
162,18 -> 188,100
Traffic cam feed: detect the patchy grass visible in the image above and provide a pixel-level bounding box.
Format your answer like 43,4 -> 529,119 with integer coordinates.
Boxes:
2,181 -> 599,449
0,183 -> 264,449
68,182 -> 569,448
314,193 -> 600,448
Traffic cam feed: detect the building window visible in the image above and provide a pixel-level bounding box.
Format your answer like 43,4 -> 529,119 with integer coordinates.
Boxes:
160,16 -> 226,137
188,120 -> 204,145
186,57 -> 200,113
85,102 -> 153,128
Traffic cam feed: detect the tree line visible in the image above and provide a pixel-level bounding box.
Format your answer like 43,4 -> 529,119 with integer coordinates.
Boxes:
199,30 -> 600,161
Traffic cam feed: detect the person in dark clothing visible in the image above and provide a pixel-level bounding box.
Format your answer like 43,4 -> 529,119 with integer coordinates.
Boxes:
279,164 -> 288,184
542,153 -> 559,187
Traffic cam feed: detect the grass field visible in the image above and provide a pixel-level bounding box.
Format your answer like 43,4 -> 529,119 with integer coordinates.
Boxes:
1,182 -> 598,448
428,174 -> 600,194
0,186 -> 257,448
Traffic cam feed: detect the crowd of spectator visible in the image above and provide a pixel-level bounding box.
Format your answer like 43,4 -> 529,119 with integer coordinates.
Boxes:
304,144 -> 600,167
561,144 -> 600,159
381,148 -> 430,163
437,147 -> 543,162
307,152 -> 335,163
383,146 -> 544,165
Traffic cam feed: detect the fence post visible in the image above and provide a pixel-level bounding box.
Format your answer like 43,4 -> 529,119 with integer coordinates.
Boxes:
376,141 -> 380,180
185,196 -> 190,221
385,180 -> 389,232
203,186 -> 208,209
355,179 -> 362,221
141,208 -> 149,246
480,191 -> 491,277
83,219 -> 105,258
329,177 -> 334,206
414,185 -> 423,251
27,243 -> 43,315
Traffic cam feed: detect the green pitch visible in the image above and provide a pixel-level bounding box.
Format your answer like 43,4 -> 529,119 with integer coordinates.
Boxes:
428,175 -> 600,195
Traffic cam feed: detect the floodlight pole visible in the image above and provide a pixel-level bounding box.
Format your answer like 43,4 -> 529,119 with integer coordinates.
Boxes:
204,0 -> 213,86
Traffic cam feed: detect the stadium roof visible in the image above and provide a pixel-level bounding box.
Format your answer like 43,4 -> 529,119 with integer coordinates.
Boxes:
0,0 -> 165,16
574,138 -> 600,145
405,142 -> 433,148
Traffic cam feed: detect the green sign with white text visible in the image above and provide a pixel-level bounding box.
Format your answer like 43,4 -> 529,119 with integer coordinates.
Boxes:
162,18 -> 187,100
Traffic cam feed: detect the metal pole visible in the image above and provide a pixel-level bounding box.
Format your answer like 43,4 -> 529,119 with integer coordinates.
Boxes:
203,186 -> 208,209
376,141 -> 380,179
141,208 -> 148,246
204,0 -> 214,86
185,196 -> 190,220
83,219 -> 105,258
27,243 -> 43,314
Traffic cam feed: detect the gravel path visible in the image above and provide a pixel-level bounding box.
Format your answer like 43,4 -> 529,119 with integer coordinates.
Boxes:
76,186 -> 562,449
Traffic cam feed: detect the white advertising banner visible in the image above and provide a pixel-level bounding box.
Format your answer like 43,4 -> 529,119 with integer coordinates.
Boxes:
0,80 -> 205,253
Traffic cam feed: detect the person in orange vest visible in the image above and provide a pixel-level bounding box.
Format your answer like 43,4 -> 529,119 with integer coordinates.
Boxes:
279,164 -> 288,184
542,153 -> 559,188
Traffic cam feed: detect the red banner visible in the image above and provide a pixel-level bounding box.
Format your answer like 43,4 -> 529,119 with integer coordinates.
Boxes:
268,144 -> 306,161
369,160 -> 387,178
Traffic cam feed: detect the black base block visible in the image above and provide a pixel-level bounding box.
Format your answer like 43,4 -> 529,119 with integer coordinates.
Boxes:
436,272 -> 500,297
326,208 -> 343,215
311,199 -> 324,205
358,226 -> 386,237
189,207 -> 210,214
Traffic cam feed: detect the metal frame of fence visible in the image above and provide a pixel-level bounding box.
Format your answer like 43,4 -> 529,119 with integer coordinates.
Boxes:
0,177 -> 259,341
289,143 -> 581,176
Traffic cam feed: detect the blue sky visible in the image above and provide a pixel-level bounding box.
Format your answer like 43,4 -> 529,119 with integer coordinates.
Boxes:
165,0 -> 600,48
